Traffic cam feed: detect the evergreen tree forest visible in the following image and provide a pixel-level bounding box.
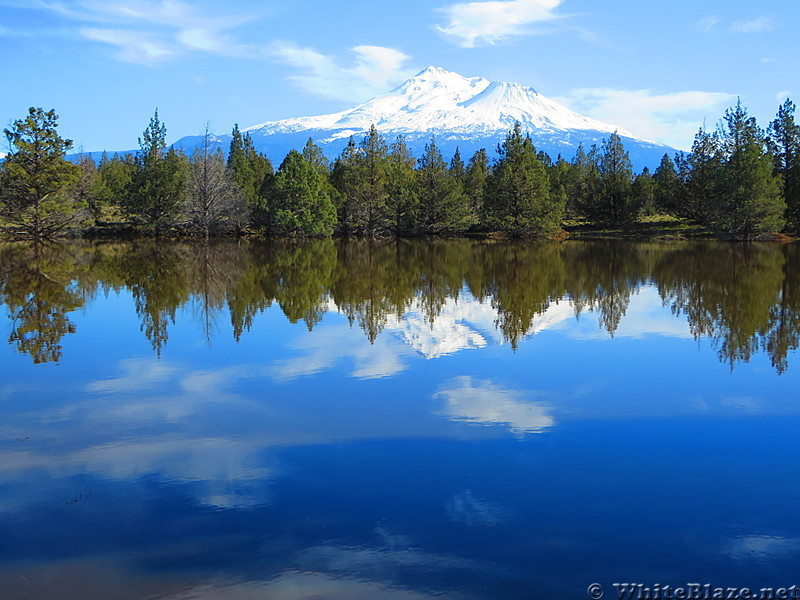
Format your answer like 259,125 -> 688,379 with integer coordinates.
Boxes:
2,100 -> 800,240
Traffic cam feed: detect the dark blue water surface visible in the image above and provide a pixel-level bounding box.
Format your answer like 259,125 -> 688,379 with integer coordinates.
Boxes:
1,239 -> 800,600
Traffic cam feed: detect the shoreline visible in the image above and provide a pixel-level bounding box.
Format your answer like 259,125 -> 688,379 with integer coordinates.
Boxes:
1,217 -> 796,243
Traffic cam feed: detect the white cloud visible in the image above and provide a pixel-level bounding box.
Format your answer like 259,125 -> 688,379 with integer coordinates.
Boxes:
436,376 -> 555,434
696,15 -> 720,32
437,0 -> 564,47
80,27 -> 174,63
10,0 -> 414,105
555,87 -> 737,150
271,44 -> 414,103
87,356 -> 177,393
20,0 -> 264,64
776,90 -> 793,102
731,16 -> 773,33
721,396 -> 760,414
177,28 -> 223,52
697,15 -> 774,35
268,323 -> 411,381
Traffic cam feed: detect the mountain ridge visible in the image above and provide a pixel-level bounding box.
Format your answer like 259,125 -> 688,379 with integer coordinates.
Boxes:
132,67 -> 680,170
242,66 -> 642,141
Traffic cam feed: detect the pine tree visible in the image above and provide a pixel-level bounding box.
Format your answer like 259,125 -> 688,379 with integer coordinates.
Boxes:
335,125 -> 391,237
302,138 -> 330,176
464,148 -> 490,224
0,107 -> 84,239
123,110 -> 187,233
449,147 -> 465,181
227,124 -> 273,225
568,144 -> 600,219
653,153 -> 680,215
485,123 -> 562,237
227,124 -> 249,181
676,126 -> 722,223
97,152 -> 135,216
768,99 -> 800,231
385,136 -> 419,235
548,155 -> 571,219
264,149 -> 336,237
714,100 -> 785,237
592,132 -> 638,225
356,125 -> 390,236
633,167 -> 656,216
330,137 -> 360,235
301,138 -> 338,215
72,153 -> 104,219
417,138 -> 475,234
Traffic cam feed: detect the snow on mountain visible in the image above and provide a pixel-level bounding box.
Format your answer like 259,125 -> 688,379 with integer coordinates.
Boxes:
328,290 -> 575,360
246,66 -> 637,142
172,66 -> 676,170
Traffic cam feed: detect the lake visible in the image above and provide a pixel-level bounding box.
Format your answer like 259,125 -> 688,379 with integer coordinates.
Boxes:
1,238 -> 800,600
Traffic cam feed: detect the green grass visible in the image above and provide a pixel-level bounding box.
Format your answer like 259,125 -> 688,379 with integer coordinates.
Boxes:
562,213 -> 712,239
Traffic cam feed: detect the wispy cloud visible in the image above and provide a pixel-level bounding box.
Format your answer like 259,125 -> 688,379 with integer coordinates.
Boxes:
80,27 -> 174,63
446,489 -> 510,525
436,0 -> 565,47
555,88 -> 737,151
731,16 -> 773,33
87,357 -> 177,393
8,0 -> 265,64
696,14 -> 774,34
268,322 -> 412,381
271,43 -> 415,103
695,16 -> 720,32
6,0 -> 416,104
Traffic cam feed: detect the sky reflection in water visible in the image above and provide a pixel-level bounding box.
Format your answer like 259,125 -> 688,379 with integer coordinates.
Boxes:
1,239 -> 800,599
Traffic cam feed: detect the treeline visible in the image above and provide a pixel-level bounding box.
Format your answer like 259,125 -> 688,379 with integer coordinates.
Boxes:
1,99 -> 799,240
2,239 -> 799,372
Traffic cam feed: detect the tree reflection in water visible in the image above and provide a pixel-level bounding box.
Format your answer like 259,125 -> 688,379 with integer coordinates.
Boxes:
1,238 -> 798,371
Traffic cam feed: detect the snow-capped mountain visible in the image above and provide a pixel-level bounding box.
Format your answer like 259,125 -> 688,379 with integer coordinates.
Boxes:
173,66 -> 675,170
247,66 -> 636,140
325,290 -> 575,360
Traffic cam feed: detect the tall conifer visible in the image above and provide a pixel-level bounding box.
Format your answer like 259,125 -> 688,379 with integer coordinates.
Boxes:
485,123 -> 562,237
768,99 -> 800,231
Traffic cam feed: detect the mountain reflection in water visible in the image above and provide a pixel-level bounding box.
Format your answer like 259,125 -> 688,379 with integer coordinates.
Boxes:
1,238 -> 798,371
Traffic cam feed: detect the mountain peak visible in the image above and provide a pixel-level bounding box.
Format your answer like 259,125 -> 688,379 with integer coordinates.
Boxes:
206,67 -> 670,171
246,66 -> 638,140
415,65 -> 450,77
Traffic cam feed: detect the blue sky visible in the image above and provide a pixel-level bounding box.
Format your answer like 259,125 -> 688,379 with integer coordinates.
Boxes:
0,0 -> 796,152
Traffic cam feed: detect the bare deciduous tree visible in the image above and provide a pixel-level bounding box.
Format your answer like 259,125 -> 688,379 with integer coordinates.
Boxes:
186,125 -> 248,237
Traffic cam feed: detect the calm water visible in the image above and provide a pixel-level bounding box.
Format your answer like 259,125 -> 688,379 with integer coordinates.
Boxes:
1,239 -> 800,600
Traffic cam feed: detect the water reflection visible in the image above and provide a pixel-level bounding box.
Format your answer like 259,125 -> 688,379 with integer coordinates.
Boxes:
0,243 -> 89,363
436,376 -> 555,435
2,239 -> 800,599
1,238 -> 799,371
